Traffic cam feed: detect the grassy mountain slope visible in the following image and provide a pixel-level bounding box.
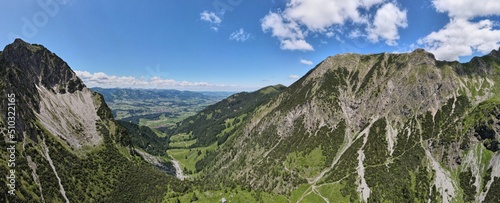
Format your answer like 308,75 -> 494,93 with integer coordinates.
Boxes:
168,84 -> 286,148
165,85 -> 286,177
182,48 -> 500,202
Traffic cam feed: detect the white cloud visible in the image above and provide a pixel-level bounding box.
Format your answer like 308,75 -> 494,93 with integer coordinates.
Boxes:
261,0 -> 408,50
75,71 -> 230,90
283,0 -> 366,31
348,29 -> 362,39
200,11 -> 221,24
261,12 -> 305,39
432,0 -> 500,19
300,59 -> 313,65
261,11 -> 313,50
288,75 -> 300,79
229,28 -> 252,42
419,19 -> 500,61
280,39 -> 314,51
367,3 -> 408,46
75,71 -> 149,86
418,0 -> 500,61
200,11 -> 222,31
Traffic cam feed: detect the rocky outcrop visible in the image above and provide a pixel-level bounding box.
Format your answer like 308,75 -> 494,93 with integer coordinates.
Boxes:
2,39 -> 85,94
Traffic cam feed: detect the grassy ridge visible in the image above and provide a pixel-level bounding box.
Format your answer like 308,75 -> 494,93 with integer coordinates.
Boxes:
170,85 -> 286,147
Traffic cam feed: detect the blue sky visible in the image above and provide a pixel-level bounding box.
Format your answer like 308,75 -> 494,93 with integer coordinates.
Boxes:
1,0 -> 500,91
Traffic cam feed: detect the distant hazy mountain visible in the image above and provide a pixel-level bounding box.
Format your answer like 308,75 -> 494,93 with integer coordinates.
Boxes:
91,87 -> 233,129
92,87 -> 232,104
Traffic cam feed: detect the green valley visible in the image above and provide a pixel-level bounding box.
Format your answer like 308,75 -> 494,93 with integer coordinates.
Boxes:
92,87 -> 233,129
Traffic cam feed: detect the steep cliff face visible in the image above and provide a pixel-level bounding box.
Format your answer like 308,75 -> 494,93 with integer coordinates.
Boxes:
36,86 -> 103,149
200,48 -> 500,202
0,39 -> 178,203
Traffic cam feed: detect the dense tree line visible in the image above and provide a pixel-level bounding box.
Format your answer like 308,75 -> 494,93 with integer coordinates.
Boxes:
117,120 -> 169,156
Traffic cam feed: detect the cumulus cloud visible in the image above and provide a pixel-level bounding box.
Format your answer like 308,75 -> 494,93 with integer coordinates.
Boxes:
261,0 -> 408,51
280,39 -> 314,51
229,28 -> 252,42
419,0 -> 500,61
283,0 -> 366,31
288,75 -> 300,79
300,59 -> 313,65
419,19 -> 500,61
432,0 -> 500,19
367,3 -> 407,46
261,11 -> 313,50
75,71 -> 149,86
200,11 -> 222,31
75,71 -> 229,90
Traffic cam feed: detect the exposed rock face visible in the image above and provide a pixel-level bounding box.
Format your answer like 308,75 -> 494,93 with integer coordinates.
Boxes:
199,47 -> 500,202
0,39 -> 106,148
2,39 -> 85,94
36,86 -> 102,148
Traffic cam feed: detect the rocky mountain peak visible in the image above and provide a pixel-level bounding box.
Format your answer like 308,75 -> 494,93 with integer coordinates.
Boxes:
0,39 -> 109,147
2,38 -> 85,94
302,48 -> 441,85
410,48 -> 436,60
488,47 -> 500,59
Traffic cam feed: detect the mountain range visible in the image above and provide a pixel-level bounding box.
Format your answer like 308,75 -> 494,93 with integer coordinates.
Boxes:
1,39 -> 500,202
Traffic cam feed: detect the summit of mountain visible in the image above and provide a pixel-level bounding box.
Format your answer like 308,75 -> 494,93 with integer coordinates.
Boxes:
2,39 -> 85,94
